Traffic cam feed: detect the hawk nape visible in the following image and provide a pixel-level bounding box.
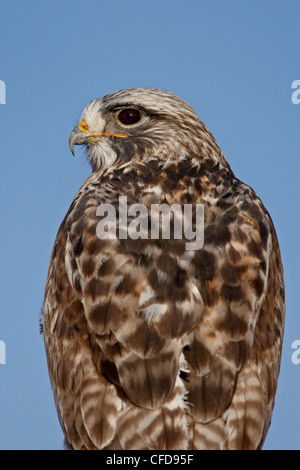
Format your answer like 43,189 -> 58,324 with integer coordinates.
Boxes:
42,88 -> 285,450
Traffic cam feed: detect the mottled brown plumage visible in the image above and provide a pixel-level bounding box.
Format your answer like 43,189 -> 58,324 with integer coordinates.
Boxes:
42,88 -> 285,449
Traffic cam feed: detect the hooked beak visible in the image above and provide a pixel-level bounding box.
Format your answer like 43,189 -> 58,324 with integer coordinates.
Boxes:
69,120 -> 127,156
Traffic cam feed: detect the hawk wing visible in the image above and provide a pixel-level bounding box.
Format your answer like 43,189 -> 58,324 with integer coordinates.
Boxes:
182,175 -> 285,449
43,168 -> 195,450
42,160 -> 285,450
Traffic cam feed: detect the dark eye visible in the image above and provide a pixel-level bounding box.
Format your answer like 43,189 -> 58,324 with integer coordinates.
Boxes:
117,108 -> 142,126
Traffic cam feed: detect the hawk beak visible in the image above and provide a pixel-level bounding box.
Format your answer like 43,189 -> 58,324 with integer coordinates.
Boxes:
69,120 -> 127,156
69,123 -> 88,156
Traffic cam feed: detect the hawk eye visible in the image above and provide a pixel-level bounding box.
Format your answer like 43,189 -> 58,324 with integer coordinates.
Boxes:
117,108 -> 142,126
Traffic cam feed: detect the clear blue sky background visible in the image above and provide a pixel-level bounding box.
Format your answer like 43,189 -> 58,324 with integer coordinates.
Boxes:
0,0 -> 299,450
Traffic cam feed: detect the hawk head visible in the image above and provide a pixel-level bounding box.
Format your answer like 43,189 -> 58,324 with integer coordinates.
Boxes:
69,88 -> 224,172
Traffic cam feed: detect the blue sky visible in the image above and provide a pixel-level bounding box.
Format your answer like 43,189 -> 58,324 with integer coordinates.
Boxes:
0,0 -> 299,450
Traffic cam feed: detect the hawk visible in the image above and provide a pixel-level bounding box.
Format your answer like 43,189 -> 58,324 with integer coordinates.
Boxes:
42,88 -> 285,450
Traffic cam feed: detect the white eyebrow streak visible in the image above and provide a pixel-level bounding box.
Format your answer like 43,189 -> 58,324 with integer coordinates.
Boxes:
80,104 -> 107,134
